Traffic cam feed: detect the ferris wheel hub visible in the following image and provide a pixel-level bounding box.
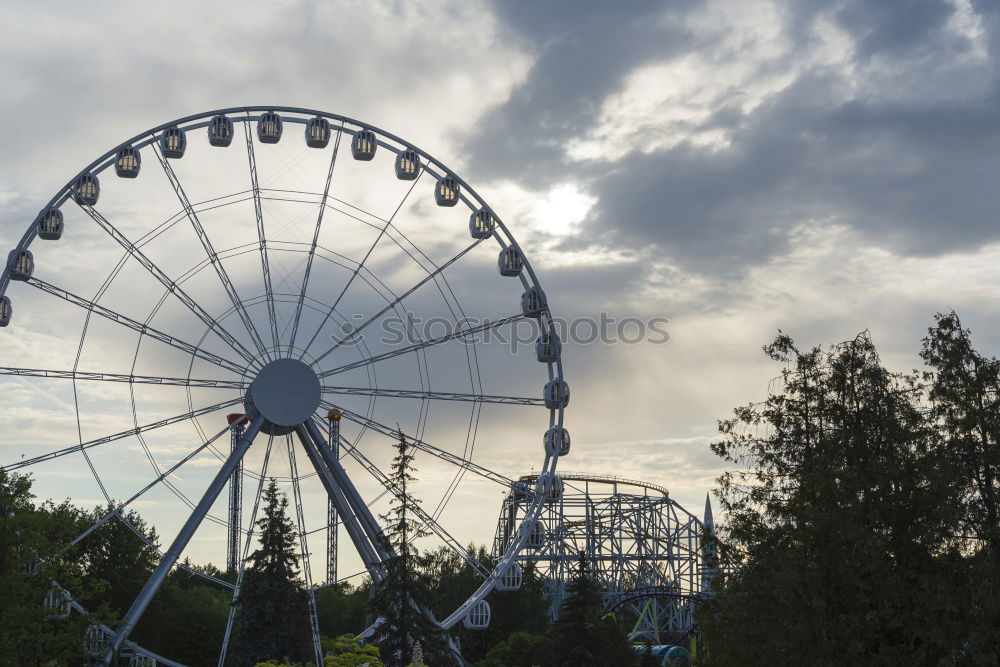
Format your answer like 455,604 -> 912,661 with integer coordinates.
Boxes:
246,357 -> 321,430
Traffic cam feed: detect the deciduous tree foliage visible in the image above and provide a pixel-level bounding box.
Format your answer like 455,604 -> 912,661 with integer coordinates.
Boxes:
920,312 -> 1000,659
0,470 -> 103,665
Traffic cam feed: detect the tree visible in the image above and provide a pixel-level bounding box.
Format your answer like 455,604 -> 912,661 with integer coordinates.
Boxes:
315,580 -> 370,640
369,431 -> 449,666
0,469 -> 103,665
421,545 -> 548,663
699,332 -> 960,664
478,631 -> 542,667
77,504 -> 159,631
920,312 -> 1000,659
324,634 -> 384,667
536,553 -> 637,667
233,479 -> 311,665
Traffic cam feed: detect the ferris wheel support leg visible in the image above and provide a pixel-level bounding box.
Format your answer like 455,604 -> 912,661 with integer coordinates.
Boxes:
303,419 -> 393,562
294,424 -> 386,579
100,414 -> 266,666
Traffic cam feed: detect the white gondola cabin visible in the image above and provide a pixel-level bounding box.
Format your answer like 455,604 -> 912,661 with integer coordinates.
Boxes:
352,129 -> 377,160
435,175 -> 460,206
469,207 -> 495,239
498,246 -> 523,277
85,626 -> 108,655
535,331 -> 561,363
73,174 -> 100,206
521,286 -> 546,318
115,145 -> 141,178
258,111 -> 283,144
536,472 -> 564,501
38,208 -> 64,241
7,250 -> 33,282
43,588 -> 70,618
496,562 -> 523,592
544,426 -> 571,457
395,149 -> 420,180
305,116 -> 331,148
544,379 -> 570,409
522,520 -> 546,549
0,296 -> 11,327
463,600 -> 491,630
160,126 -> 186,158
208,114 -> 234,147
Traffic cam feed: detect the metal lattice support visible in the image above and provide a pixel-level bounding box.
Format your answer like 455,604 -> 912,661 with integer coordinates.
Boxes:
327,409 -> 341,584
227,414 -> 247,573
493,473 -> 726,645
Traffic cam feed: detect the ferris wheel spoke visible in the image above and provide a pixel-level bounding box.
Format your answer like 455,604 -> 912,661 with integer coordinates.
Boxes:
298,168 -> 426,361
77,204 -> 259,367
25,277 -> 248,377
285,438 -> 325,665
317,313 -> 526,379
152,141 -> 273,362
0,366 -> 246,389
319,400 -> 513,487
320,385 -> 544,406
218,435 -> 276,667
339,435 -> 491,579
288,123 -> 344,356
310,238 -> 484,366
244,119 -> 282,357
2,396 -> 243,471
68,423 -> 233,549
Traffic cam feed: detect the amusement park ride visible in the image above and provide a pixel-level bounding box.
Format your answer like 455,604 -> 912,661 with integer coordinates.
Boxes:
0,107 -> 719,665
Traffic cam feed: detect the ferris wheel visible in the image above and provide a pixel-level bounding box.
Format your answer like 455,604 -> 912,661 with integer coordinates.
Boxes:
0,107 -> 569,664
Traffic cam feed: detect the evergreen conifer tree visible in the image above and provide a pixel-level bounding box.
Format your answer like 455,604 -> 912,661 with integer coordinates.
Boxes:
369,431 -> 449,666
537,552 -> 637,666
233,479 -> 310,665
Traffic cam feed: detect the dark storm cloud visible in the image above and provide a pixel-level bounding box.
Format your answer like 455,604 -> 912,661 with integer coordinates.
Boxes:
471,0 -> 1000,274
464,0 -> 698,183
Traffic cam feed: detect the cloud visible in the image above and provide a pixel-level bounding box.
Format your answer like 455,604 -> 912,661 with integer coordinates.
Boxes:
465,0 -> 1000,275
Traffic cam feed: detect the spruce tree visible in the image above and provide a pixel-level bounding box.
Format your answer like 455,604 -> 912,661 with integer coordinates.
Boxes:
233,479 -> 310,665
537,553 -> 637,666
369,431 -> 449,666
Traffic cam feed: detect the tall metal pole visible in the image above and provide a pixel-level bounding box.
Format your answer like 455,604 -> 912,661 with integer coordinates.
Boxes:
101,414 -> 265,665
327,408 -> 340,584
227,413 -> 248,573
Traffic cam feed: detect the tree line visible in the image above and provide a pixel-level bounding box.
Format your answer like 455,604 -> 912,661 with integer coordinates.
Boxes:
698,312 -> 1000,664
4,310 -> 998,665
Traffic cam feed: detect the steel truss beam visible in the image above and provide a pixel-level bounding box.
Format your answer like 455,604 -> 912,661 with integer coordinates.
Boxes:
294,423 -> 387,579
3,397 -> 243,471
78,203 -> 258,366
320,400 -> 512,487
152,141 -> 272,362
25,276 -> 248,376
0,366 -> 245,389
101,414 -> 266,665
244,118 -> 281,357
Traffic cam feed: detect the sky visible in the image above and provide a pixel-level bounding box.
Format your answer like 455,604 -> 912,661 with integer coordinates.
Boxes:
2,0 -> 1000,596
